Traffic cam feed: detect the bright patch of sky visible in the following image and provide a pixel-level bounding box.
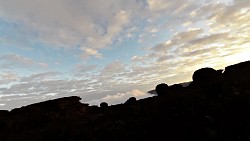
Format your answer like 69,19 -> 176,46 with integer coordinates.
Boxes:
0,0 -> 249,110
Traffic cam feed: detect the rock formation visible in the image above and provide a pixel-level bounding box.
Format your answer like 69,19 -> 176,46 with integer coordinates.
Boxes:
0,60 -> 249,141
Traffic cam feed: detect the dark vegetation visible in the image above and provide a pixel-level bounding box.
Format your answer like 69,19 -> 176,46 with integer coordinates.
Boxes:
0,60 -> 250,141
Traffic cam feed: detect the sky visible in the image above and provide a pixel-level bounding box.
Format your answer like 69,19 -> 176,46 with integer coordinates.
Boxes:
0,0 -> 249,110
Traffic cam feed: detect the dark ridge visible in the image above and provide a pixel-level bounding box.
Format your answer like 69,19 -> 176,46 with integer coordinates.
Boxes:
0,60 -> 250,141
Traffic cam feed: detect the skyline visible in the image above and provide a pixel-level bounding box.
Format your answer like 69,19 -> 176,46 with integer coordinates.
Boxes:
0,0 -> 250,110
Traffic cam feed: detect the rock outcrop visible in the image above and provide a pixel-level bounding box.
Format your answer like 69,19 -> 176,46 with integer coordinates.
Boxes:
0,60 -> 249,141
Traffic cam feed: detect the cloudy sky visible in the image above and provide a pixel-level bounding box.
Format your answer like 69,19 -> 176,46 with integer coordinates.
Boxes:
0,0 -> 249,110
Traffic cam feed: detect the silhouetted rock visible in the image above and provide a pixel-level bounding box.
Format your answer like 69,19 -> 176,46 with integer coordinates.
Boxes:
224,61 -> 250,85
216,69 -> 224,74
192,67 -> 217,83
0,60 -> 250,141
148,81 -> 190,95
124,97 -> 136,104
192,67 -> 224,97
0,110 -> 9,115
155,83 -> 169,95
100,102 -> 108,112
169,84 -> 183,90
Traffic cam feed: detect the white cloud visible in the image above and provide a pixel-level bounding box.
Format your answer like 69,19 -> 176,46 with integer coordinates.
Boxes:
147,0 -> 173,12
0,0 -> 222,58
20,72 -> 61,82
73,64 -> 98,77
0,53 -> 48,70
0,0 -> 142,58
81,48 -> 103,59
127,0 -> 250,86
0,71 -> 19,85
151,28 -> 203,53
100,60 -> 125,75
131,56 -> 145,62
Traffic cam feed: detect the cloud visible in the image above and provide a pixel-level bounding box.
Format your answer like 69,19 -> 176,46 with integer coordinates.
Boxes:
20,72 -> 61,82
131,55 -> 146,62
0,68 -> 154,110
0,0 -> 142,58
147,0 -> 191,13
0,71 -> 19,85
0,18 -> 39,48
86,89 -> 152,106
0,0 -> 224,58
73,64 -> 98,77
100,60 -> 125,75
209,0 -> 250,25
0,53 -> 48,70
81,48 -> 103,59
128,0 -> 250,86
151,28 -> 203,53
188,32 -> 229,45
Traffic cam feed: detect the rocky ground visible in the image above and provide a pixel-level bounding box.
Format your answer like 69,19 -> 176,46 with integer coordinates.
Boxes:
0,60 -> 249,141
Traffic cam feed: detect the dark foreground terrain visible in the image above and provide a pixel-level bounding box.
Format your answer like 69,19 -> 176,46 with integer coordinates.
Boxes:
0,61 -> 250,141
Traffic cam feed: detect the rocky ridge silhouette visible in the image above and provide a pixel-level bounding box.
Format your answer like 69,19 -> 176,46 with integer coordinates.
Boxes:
0,60 -> 250,141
